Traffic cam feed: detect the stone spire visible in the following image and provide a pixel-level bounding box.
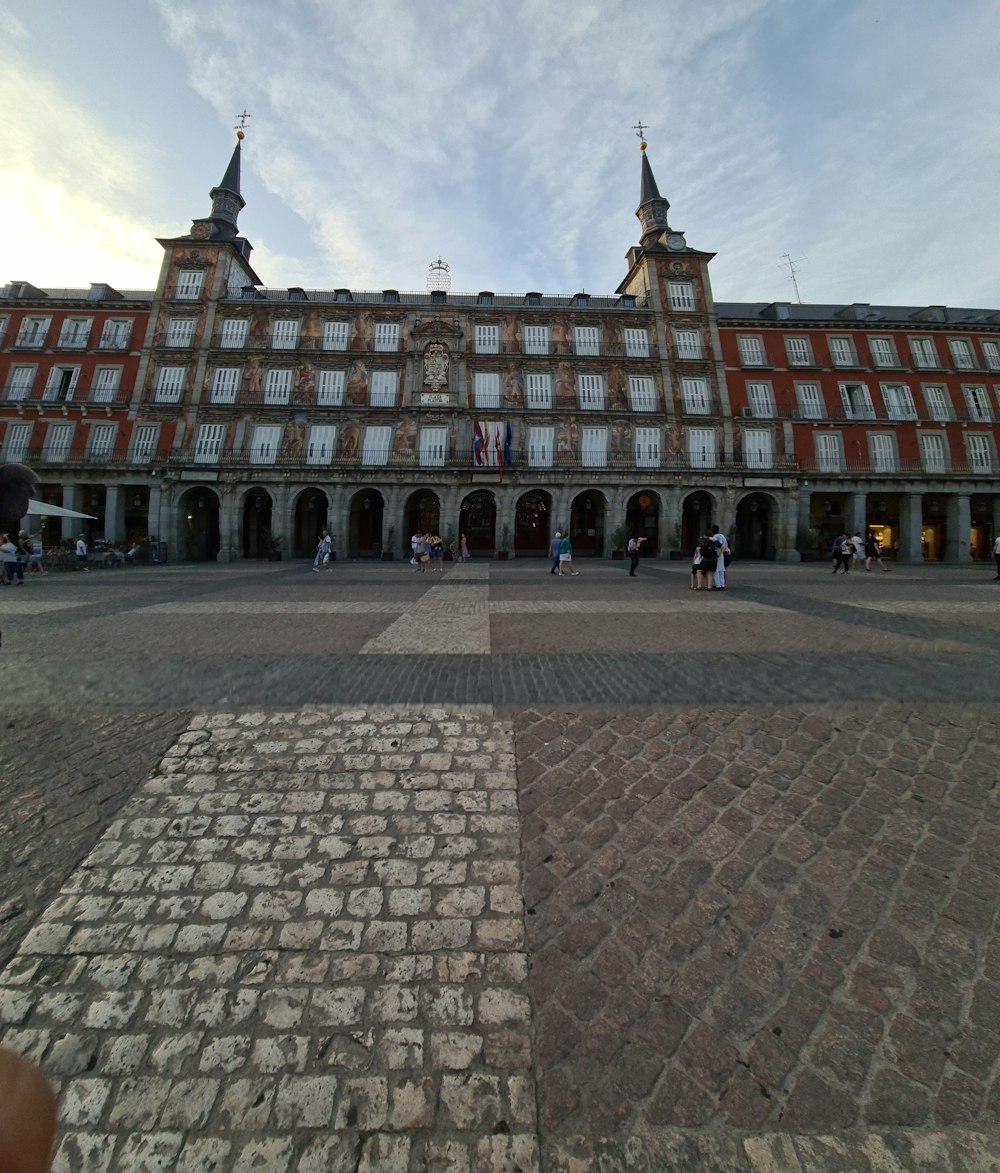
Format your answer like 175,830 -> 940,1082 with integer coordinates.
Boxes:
635,136 -> 671,247
189,133 -> 246,241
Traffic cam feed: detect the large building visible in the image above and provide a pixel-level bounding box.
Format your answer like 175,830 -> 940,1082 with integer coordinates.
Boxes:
2,135 -> 999,564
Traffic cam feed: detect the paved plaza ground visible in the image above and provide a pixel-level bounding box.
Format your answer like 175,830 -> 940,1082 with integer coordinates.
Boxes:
1,554 -> 999,1171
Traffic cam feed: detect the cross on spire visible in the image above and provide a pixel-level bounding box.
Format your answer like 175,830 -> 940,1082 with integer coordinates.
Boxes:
233,109 -> 253,138
632,120 -> 649,149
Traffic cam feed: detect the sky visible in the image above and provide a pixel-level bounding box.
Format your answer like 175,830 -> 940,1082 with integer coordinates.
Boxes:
2,0 -> 999,308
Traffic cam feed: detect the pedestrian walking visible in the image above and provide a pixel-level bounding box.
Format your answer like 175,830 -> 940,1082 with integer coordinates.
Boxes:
23,532 -> 46,575
627,535 -> 645,577
865,533 -> 891,572
75,534 -> 90,572
851,532 -> 866,570
557,534 -> 578,576
993,533 -> 1000,581
549,531 -> 562,575
690,541 -> 702,590
831,533 -> 851,574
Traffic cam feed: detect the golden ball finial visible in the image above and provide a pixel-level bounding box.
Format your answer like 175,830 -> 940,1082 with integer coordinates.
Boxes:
639,139 -> 647,152
236,130 -> 245,141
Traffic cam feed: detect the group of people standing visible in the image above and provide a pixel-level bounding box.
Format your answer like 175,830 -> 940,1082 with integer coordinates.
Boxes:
0,531 -> 46,583
690,526 -> 731,592
410,532 -> 447,571
831,532 -> 890,574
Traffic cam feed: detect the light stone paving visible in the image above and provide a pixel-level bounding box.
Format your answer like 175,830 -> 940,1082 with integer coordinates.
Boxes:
362,586 -> 492,655
0,706 -> 538,1172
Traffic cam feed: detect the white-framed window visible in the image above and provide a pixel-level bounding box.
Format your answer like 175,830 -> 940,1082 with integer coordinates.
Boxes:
306,425 -> 336,466
687,427 -> 716,468
271,320 -> 300,349
528,426 -> 553,467
815,433 -> 842,473
523,325 -> 549,355
322,321 -> 349,351
373,322 -> 400,352
99,318 -> 132,349
681,377 -> 709,414
948,339 -> 975,369
154,366 -> 185,403
0,316 -> 7,346
869,337 -> 898,368
743,429 -> 773,468
5,365 -> 35,400
474,372 -> 500,409
920,432 -> 948,473
574,326 -> 600,356
250,425 -> 281,464
674,329 -> 702,359
420,426 -> 448,467
264,368 -> 292,405
828,336 -> 856,367
839,381 -> 875,419
316,370 -> 345,406
3,422 -> 32,462
922,384 -> 954,422
43,422 -> 74,462
91,367 -> 121,402
981,340 -> 1000,371
175,270 -> 204,299
667,281 -> 695,311
628,375 -> 657,412
634,426 -> 660,468
16,316 -> 51,347
880,383 -> 916,420
87,423 -> 116,459
219,318 -> 248,348
737,335 -> 765,366
869,433 -> 897,472
909,336 -> 938,368
58,317 -> 92,349
785,336 -> 813,366
581,427 -> 607,468
624,328 -> 649,358
525,372 -> 551,409
194,423 -> 224,463
746,381 -> 775,418
211,367 -> 241,404
370,371 -> 399,407
577,373 -> 605,409
795,381 -> 823,419
165,317 -> 195,347
475,324 -> 500,354
131,424 -> 158,463
963,385 -> 992,422
362,425 -> 392,465
44,365 -> 81,402
966,434 -> 993,473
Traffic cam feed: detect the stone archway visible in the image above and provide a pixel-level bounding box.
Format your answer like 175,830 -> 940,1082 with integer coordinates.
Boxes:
460,490 -> 497,555
405,490 -> 441,547
735,492 -> 777,560
514,490 -> 551,556
625,491 -> 661,556
681,491 -> 714,553
242,488 -> 273,559
349,489 -> 385,558
180,487 -> 221,562
569,490 -> 605,555
294,489 -> 328,559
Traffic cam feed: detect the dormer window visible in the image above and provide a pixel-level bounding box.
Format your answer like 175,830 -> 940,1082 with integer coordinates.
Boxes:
430,290 -> 447,305
524,292 -> 542,307
334,289 -> 353,303
383,290 -> 400,304
477,291 -> 494,306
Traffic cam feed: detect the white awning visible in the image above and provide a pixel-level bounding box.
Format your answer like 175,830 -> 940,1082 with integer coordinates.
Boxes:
23,499 -> 98,519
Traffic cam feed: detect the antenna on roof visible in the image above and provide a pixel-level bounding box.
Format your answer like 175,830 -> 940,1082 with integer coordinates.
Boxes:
779,253 -> 807,303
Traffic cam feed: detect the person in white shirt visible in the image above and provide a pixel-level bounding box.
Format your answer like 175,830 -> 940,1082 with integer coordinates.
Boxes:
993,534 -> 1000,581
75,535 -> 90,572
710,525 -> 731,590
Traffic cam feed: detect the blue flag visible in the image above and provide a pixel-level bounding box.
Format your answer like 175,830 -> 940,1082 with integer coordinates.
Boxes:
503,421 -> 512,466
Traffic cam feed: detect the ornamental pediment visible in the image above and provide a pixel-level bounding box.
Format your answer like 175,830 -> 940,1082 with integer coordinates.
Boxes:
411,316 -> 463,338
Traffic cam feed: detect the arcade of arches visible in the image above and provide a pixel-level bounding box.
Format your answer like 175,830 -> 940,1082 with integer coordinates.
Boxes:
149,482 -> 999,565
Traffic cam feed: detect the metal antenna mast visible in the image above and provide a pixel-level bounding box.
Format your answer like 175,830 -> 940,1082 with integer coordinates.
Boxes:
779,253 -> 807,303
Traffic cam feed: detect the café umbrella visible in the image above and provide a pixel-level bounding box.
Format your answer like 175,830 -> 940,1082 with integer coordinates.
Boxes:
23,499 -> 98,520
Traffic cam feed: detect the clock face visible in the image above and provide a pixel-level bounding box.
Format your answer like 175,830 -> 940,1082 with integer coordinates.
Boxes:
667,233 -> 686,251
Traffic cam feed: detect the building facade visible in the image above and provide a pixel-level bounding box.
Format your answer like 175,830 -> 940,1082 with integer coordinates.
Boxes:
2,137 -> 998,563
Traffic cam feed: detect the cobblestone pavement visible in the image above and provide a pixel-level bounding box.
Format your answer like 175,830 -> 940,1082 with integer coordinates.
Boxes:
1,559 -> 999,1170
